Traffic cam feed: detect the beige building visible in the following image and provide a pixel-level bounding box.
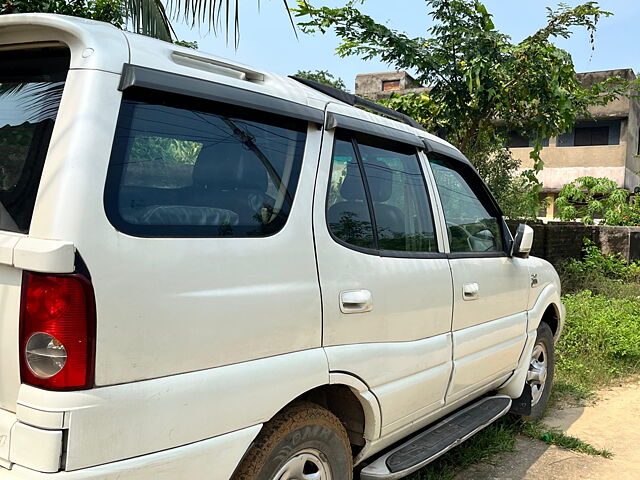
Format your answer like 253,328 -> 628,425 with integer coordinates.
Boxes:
355,69 -> 640,217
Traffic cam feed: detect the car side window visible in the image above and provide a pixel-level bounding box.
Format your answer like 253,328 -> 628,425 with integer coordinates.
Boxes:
105,91 -> 307,238
358,141 -> 437,252
326,138 -> 375,249
326,131 -> 438,254
429,155 -> 503,253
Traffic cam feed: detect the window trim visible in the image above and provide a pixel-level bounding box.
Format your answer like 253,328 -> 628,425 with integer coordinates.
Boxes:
351,137 -> 380,251
325,130 -> 444,258
104,93 -> 309,239
119,64 -> 324,125
325,112 -> 424,148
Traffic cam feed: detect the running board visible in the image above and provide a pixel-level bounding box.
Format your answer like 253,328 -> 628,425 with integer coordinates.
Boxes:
360,395 -> 512,480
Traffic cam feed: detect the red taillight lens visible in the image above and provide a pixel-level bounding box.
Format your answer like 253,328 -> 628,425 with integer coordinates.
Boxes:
19,272 -> 95,390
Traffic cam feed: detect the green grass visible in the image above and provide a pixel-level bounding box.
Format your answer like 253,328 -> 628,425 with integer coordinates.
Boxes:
520,420 -> 613,458
555,291 -> 640,393
548,380 -> 594,407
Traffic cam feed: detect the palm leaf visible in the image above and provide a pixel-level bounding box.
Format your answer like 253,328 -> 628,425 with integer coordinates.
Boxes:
0,82 -> 64,124
0,84 -> 29,96
123,0 -> 175,42
165,0 -> 295,47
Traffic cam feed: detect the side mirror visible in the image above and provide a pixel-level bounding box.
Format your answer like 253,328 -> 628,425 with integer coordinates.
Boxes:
512,224 -> 534,258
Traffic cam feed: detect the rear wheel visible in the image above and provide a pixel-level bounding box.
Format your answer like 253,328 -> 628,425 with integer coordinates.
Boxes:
232,401 -> 353,480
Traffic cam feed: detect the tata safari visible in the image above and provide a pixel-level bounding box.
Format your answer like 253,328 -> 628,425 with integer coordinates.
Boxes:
0,13 -> 563,480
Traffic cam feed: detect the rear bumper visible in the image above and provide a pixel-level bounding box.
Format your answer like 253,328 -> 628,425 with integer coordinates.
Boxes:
0,424 -> 259,480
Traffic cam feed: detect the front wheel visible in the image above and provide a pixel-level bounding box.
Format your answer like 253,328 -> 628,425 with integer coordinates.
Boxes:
232,401 -> 353,480
524,322 -> 555,420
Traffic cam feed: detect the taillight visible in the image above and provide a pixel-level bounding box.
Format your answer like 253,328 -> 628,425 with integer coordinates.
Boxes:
19,272 -> 95,390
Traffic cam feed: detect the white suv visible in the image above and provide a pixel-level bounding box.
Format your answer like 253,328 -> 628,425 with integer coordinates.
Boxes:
0,14 -> 564,480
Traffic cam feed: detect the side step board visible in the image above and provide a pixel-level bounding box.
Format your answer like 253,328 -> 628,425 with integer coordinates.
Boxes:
360,395 -> 512,480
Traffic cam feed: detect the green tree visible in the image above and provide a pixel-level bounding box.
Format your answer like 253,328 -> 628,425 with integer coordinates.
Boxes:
294,69 -> 348,91
1,0 -> 125,27
295,0 -> 628,218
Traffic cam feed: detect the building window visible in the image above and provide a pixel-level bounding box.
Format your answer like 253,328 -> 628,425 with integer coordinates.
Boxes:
508,132 -> 529,148
574,126 -> 609,146
558,120 -> 620,147
506,131 -> 549,148
382,80 -> 401,91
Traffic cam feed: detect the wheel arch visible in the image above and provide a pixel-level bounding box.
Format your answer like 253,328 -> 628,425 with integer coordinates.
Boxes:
540,302 -> 560,337
498,284 -> 563,399
249,373 -> 381,464
296,373 -> 381,455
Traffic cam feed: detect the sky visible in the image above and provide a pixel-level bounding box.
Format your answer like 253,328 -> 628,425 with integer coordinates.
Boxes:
170,0 -> 640,91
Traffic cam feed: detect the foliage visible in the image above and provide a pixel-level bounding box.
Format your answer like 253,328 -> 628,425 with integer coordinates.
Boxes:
560,238 -> 640,299
174,39 -> 198,49
293,69 -> 347,91
555,176 -> 632,225
295,0 -> 629,219
130,136 -> 201,165
557,291 -> 640,392
563,239 -> 640,281
1,0 -> 124,26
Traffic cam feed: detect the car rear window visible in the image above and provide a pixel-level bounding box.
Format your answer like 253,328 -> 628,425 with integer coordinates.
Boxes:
104,89 -> 308,237
0,46 -> 69,233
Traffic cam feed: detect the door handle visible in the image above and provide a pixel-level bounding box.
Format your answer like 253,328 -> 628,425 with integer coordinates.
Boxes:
462,282 -> 479,301
340,289 -> 373,314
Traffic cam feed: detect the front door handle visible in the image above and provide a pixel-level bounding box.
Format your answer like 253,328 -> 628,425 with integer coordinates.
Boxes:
340,289 -> 373,314
462,282 -> 479,301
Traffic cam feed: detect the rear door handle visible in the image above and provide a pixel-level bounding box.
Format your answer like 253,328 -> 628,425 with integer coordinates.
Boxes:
340,289 -> 373,314
462,282 -> 479,301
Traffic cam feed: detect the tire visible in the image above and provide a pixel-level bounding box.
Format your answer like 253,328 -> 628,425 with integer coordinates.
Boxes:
232,401 -> 353,480
524,322 -> 555,420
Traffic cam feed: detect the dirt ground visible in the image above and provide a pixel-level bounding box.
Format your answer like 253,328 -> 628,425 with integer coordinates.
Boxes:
454,379 -> 640,480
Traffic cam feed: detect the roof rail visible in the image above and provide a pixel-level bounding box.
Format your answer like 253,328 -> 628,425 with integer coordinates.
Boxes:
289,76 -> 425,131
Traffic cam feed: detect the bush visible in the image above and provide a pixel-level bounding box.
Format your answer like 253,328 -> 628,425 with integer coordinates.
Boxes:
560,239 -> 640,295
555,176 -> 628,225
554,175 -> 640,226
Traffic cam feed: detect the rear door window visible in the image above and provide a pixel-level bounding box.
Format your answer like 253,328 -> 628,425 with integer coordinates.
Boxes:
105,90 -> 308,237
326,130 -> 438,254
358,140 -> 437,253
326,137 -> 375,249
0,47 -> 69,233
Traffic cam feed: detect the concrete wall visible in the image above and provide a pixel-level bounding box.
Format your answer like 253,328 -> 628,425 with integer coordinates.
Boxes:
625,96 -> 640,189
512,142 -> 628,190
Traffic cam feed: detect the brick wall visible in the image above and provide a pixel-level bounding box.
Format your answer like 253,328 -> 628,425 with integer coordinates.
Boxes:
506,221 -> 640,267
